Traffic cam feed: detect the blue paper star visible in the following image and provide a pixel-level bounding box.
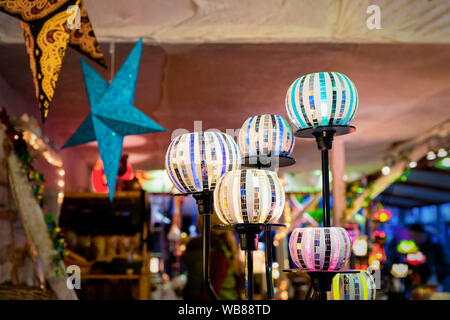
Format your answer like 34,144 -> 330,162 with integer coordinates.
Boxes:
63,39 -> 166,200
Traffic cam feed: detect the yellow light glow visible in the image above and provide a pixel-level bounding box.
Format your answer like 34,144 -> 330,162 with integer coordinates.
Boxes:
273,269 -> 280,280
280,291 -> 288,300
58,169 -> 65,176
280,280 -> 288,290
57,180 -> 65,188
391,263 -> 408,278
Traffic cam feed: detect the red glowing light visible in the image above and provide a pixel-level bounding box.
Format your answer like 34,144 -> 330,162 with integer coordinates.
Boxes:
406,251 -> 426,266
374,230 -> 386,238
91,159 -> 133,193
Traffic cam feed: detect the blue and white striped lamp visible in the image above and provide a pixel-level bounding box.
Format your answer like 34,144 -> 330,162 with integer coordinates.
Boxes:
238,114 -> 295,159
285,72 -> 358,131
165,132 -> 241,194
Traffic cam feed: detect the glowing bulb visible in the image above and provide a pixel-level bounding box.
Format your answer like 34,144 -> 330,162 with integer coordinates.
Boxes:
58,192 -> 64,199
58,169 -> 65,176
391,263 -> 408,278
426,151 -> 436,161
382,166 -> 390,175
409,161 -> 417,168
273,269 -> 280,280
280,291 -> 288,300
437,148 -> 448,158
442,158 -> 450,168
150,257 -> 159,273
57,180 -> 65,188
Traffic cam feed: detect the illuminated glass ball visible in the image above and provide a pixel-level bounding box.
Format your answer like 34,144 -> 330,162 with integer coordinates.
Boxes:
289,227 -> 351,271
214,169 -> 285,224
328,271 -> 376,300
238,114 -> 295,158
285,72 -> 358,130
165,132 -> 241,193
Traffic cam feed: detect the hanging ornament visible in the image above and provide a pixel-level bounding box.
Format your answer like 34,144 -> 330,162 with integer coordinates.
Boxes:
63,39 -> 166,200
0,0 -> 106,121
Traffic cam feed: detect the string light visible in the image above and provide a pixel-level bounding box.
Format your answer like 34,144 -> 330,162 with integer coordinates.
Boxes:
58,169 -> 65,176
437,148 -> 448,158
426,151 -> 436,161
409,161 -> 417,168
381,166 -> 390,175
57,180 -> 65,188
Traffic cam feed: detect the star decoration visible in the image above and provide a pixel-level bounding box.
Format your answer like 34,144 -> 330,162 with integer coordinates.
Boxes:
0,0 -> 106,121
62,39 -> 167,200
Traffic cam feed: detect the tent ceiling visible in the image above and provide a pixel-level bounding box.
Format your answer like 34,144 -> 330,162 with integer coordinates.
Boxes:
0,0 -> 449,44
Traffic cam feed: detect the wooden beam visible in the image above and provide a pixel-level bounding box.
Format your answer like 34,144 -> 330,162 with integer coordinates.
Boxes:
344,120 -> 450,221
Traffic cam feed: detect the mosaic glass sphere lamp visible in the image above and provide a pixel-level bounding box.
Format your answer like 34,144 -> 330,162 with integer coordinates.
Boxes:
327,271 -> 376,300
237,114 -> 295,299
287,226 -> 357,300
285,72 -> 358,227
213,169 -> 285,299
165,131 -> 241,299
238,114 -> 295,169
289,227 -> 352,272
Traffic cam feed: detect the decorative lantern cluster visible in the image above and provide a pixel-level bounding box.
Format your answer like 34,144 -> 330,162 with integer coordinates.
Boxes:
212,114 -> 291,300
164,70 -> 364,301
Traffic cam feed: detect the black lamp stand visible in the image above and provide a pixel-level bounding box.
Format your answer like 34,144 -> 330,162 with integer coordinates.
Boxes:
242,154 -> 295,300
176,191 -> 218,300
213,223 -> 285,300
292,125 -> 356,300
